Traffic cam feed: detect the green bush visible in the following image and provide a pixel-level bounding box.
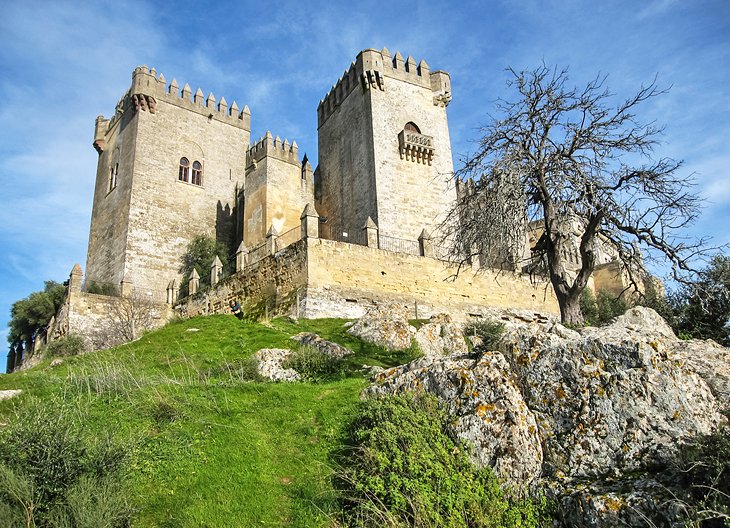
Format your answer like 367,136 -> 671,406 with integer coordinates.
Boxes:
84,281 -> 119,297
674,423 -> 730,526
463,320 -> 505,351
0,398 -> 133,527
283,345 -> 346,382
580,290 -> 630,326
579,289 -> 599,326
44,334 -> 87,357
338,392 -> 549,527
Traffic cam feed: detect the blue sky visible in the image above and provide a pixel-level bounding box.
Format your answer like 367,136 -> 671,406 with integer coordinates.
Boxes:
1,0 -> 728,361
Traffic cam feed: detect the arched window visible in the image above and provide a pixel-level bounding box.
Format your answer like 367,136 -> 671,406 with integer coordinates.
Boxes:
191,161 -> 203,186
179,157 -> 189,182
404,121 -> 421,133
108,162 -> 118,192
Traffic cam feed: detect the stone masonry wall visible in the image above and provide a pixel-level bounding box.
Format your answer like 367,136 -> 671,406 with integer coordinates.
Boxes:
179,240 -> 308,318
316,75 -> 377,231
124,98 -> 247,295
176,238 -> 558,323
303,238 -> 559,319
86,66 -> 250,297
85,111 -> 137,288
369,53 -> 456,241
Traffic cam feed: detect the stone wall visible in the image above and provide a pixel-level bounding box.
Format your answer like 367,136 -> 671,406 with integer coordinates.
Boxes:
86,66 -> 250,296
179,240 -> 309,318
303,238 -> 559,319
243,134 -> 313,247
315,48 -> 456,240
176,237 -> 559,322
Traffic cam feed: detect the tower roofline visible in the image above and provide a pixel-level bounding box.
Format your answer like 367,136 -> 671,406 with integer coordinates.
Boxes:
317,48 -> 452,128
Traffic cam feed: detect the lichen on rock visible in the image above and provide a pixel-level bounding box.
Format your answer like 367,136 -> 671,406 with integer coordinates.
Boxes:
364,306 -> 729,526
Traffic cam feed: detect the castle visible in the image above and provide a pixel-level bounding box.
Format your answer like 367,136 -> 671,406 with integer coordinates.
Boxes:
85,48 -> 456,300
7,48 -> 641,370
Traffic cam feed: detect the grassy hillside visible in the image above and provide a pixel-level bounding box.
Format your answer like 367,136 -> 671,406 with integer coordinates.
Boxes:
0,315 -> 421,527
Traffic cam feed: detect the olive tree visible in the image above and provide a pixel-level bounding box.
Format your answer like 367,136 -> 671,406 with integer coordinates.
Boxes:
443,65 -> 709,325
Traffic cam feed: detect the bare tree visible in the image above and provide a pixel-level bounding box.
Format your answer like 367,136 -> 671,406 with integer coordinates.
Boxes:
103,292 -> 160,345
443,65 -> 712,325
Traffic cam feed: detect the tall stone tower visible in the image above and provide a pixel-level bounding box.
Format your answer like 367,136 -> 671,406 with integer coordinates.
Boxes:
242,132 -> 313,247
315,48 -> 456,241
86,65 -> 250,296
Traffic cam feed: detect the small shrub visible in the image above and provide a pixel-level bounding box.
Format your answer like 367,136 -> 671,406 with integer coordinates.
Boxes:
580,289 -> 599,326
463,320 -> 505,351
147,394 -> 186,427
84,281 -> 119,296
0,397 -> 132,527
596,291 -> 630,324
581,290 -> 630,326
44,334 -> 87,357
674,423 -> 730,526
283,345 -> 346,382
50,475 -> 135,528
337,392 -> 549,527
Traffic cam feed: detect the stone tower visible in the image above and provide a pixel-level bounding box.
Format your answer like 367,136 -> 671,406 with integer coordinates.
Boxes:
315,48 -> 456,241
242,132 -> 313,247
85,65 -> 250,296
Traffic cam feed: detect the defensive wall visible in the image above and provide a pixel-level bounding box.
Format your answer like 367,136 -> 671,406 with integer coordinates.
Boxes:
178,213 -> 559,322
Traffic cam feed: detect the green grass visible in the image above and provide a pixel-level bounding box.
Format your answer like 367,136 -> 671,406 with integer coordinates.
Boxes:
0,315 -> 416,527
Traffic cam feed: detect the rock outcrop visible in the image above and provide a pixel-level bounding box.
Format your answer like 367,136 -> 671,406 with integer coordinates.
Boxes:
291,332 -> 353,359
347,304 -> 415,350
253,348 -> 300,382
414,313 -> 468,357
367,307 -> 729,526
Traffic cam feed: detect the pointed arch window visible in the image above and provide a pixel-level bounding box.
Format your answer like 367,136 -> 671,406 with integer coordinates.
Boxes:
191,161 -> 203,186
108,162 -> 118,192
179,157 -> 189,182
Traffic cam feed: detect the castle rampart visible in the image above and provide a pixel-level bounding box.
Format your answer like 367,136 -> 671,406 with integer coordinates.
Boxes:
243,132 -> 314,247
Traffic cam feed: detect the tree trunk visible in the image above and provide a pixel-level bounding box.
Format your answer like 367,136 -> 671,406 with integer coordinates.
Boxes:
558,289 -> 584,326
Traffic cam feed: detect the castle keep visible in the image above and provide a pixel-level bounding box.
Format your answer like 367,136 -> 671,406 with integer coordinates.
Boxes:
86,48 -> 458,299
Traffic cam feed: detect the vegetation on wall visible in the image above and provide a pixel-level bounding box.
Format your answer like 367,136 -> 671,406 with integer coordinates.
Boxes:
178,234 -> 231,297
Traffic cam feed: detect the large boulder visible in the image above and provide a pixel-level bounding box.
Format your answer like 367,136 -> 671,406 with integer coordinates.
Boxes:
291,332 -> 353,359
367,351 -> 543,484
414,313 -> 468,357
347,304 -> 415,351
253,348 -> 300,382
367,307 -> 727,526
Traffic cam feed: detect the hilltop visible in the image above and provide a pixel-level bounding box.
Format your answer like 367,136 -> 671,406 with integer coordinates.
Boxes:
0,307 -> 728,527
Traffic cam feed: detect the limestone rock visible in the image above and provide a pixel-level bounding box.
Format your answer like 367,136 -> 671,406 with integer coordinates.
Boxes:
291,332 -> 353,359
365,307 -> 727,525
669,338 -> 730,401
253,348 -> 300,382
347,304 -> 415,351
414,313 -> 468,357
0,390 -> 22,400
367,351 -> 543,483
499,309 -> 722,480
549,476 -> 688,527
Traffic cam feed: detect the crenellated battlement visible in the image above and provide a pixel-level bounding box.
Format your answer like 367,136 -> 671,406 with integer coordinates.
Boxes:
101,65 -> 251,135
246,131 -> 300,168
317,48 -> 452,127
